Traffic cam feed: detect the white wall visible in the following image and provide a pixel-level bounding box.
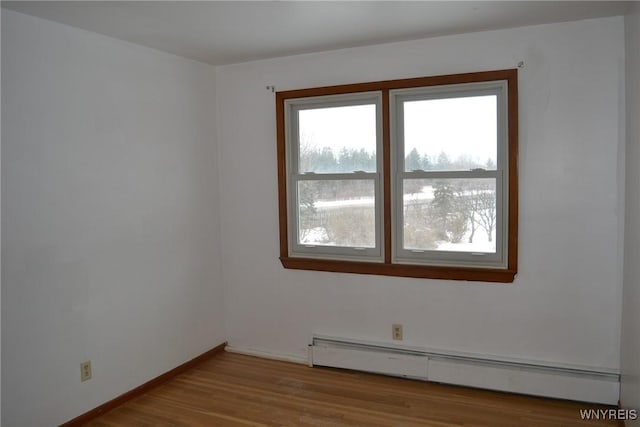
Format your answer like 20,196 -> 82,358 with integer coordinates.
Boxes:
622,3 -> 640,425
217,17 -> 625,371
0,8 -> 630,425
1,8 -> 3,423
1,10 -> 225,427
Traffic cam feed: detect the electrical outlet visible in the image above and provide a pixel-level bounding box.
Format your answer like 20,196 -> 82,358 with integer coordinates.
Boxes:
392,324 -> 403,341
80,361 -> 92,382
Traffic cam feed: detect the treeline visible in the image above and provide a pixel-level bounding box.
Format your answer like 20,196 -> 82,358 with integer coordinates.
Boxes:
405,148 -> 495,171
301,147 -> 495,173
300,147 -> 375,173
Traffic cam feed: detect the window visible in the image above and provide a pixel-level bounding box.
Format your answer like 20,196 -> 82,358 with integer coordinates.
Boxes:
276,69 -> 518,282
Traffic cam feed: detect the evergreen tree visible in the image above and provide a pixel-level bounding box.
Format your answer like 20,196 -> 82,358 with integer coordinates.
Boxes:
431,180 -> 468,242
431,180 -> 456,240
336,147 -> 376,172
435,151 -> 452,170
316,147 -> 337,172
420,154 -> 431,171
405,148 -> 422,171
337,147 -> 351,172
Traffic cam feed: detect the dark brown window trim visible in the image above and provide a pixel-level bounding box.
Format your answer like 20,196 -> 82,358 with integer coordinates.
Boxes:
276,69 -> 518,283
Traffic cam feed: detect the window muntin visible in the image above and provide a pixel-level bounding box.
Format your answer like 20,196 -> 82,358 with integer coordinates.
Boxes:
276,70 -> 518,282
285,93 -> 384,262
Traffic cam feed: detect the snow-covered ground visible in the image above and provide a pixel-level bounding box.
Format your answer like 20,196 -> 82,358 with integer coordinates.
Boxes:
435,234 -> 496,253
301,226 -> 496,253
300,227 -> 330,244
301,185 -> 496,253
312,187 -> 434,210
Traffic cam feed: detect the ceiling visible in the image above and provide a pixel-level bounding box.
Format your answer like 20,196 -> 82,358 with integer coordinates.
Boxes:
2,1 -> 632,66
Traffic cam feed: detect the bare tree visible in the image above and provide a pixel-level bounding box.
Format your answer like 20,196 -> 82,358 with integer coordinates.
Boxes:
298,181 -> 318,242
298,131 -> 316,172
457,185 -> 481,243
476,187 -> 496,242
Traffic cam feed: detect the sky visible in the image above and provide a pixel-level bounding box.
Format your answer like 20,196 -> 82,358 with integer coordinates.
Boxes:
404,95 -> 497,163
299,104 -> 376,154
298,94 -> 497,164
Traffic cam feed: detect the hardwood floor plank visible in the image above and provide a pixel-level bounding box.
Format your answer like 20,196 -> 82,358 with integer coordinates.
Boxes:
84,352 -> 618,427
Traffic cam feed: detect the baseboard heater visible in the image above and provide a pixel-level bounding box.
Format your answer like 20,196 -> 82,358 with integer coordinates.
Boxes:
309,335 -> 620,405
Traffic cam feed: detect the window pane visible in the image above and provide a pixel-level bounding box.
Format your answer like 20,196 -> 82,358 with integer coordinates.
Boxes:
299,104 -> 377,173
298,180 -> 375,248
403,178 -> 496,253
403,95 -> 497,172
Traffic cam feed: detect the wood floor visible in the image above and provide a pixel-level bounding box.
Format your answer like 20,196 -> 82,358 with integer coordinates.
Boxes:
85,352 -> 618,427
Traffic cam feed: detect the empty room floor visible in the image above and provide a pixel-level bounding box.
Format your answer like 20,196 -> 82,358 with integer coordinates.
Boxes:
85,352 -> 618,426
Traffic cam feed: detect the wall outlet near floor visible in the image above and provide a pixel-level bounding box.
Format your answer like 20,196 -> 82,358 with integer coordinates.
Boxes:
80,360 -> 92,382
392,324 -> 403,340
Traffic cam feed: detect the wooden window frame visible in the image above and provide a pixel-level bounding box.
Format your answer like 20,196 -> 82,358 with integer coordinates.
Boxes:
276,69 -> 518,283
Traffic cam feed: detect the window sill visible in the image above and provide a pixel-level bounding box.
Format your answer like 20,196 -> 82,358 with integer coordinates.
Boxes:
279,257 -> 516,283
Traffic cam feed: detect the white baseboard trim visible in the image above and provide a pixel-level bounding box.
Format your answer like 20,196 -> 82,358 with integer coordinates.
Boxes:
225,345 -> 308,365
309,335 -> 620,405
225,339 -> 620,405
